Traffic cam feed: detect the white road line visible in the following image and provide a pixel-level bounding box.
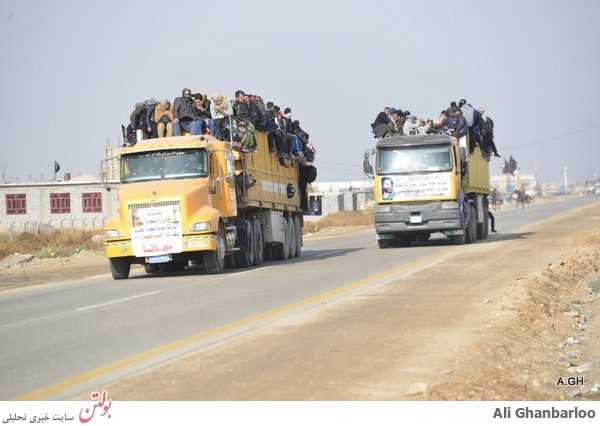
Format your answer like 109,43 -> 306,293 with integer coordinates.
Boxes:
317,250 -> 345,257
75,291 -> 161,311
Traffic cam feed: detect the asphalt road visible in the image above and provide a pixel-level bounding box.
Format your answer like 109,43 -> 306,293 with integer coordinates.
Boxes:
0,195 -> 597,400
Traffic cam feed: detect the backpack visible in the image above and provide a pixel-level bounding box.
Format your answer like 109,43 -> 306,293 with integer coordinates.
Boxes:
249,95 -> 268,131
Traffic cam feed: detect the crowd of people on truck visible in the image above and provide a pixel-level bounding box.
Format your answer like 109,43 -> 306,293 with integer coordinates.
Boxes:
371,99 -> 500,159
124,88 -> 317,169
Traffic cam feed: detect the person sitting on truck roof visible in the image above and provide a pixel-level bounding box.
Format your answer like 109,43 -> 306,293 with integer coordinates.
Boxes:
210,93 -> 233,140
388,111 -> 405,136
403,114 -> 422,135
232,90 -> 258,152
371,107 -> 391,138
173,88 -> 199,136
192,94 -> 214,135
452,107 -> 469,149
128,98 -> 157,143
154,98 -> 174,138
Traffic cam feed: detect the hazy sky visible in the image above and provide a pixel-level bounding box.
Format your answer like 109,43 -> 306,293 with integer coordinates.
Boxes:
1,0 -> 599,185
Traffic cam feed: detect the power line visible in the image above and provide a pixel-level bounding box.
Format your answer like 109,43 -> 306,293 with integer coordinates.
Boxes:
505,121 -> 600,150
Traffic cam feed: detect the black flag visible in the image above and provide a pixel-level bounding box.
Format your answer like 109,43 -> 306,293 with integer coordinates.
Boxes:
54,161 -> 60,174
508,156 -> 517,175
502,156 -> 517,175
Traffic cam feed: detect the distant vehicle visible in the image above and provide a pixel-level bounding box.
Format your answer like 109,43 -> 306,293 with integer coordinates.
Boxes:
364,134 -> 490,247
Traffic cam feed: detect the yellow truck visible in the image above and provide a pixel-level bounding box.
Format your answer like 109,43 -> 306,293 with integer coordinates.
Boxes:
363,134 -> 490,248
101,131 -> 309,279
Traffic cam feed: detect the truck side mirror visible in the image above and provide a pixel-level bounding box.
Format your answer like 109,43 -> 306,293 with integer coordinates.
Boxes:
363,158 -> 374,176
363,150 -> 374,177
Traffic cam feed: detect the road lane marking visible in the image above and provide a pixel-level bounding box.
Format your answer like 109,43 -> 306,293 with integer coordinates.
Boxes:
75,291 -> 161,311
317,250 -> 345,257
17,250 -> 453,401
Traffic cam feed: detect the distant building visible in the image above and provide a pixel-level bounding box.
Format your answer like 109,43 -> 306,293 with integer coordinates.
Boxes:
0,144 -> 119,235
0,175 -> 118,235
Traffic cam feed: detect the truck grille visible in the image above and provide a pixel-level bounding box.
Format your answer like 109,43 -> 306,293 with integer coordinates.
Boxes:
129,201 -> 179,210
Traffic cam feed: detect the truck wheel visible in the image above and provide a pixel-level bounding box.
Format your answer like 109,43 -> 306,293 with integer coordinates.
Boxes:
110,258 -> 131,280
476,204 -> 489,240
465,205 -> 477,244
293,215 -> 302,257
252,219 -> 264,266
287,216 -> 297,258
377,238 -> 393,249
144,264 -> 159,273
236,220 -> 255,268
273,218 -> 290,260
205,229 -> 226,274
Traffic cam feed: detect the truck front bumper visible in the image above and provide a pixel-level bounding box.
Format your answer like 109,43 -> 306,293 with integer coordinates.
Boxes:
374,204 -> 462,234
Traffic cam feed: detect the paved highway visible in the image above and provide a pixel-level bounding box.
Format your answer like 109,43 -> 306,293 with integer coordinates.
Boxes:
0,195 -> 596,400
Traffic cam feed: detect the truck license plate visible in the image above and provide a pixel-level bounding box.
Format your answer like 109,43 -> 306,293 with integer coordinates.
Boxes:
147,255 -> 170,263
410,214 -> 422,224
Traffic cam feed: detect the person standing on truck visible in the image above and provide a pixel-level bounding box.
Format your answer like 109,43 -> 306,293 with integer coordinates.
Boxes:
478,107 -> 501,158
173,88 -> 199,136
484,195 -> 497,233
459,99 -> 486,154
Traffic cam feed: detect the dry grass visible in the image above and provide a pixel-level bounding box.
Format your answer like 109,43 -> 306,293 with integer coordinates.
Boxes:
0,231 -> 103,260
0,210 -> 374,260
303,210 -> 373,234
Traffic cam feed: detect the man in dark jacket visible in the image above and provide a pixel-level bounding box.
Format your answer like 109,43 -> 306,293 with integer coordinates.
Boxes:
173,88 -> 198,136
128,98 -> 157,144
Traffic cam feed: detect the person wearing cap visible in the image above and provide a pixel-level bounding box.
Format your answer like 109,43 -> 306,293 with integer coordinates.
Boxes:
478,107 -> 500,157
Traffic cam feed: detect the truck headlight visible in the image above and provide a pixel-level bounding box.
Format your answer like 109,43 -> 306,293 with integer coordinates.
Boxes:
375,204 -> 392,213
190,221 -> 212,232
105,229 -> 122,239
440,201 -> 459,209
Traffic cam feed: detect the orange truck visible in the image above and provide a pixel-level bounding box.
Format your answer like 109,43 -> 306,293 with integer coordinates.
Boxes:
101,132 -> 309,279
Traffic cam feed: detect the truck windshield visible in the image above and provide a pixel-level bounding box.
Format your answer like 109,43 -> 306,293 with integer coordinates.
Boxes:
121,149 -> 208,183
377,145 -> 452,174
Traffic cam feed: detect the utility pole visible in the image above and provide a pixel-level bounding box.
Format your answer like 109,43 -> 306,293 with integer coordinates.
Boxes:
563,166 -> 569,194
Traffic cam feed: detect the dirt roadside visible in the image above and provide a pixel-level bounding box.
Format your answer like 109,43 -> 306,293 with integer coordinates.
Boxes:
2,201 -> 600,401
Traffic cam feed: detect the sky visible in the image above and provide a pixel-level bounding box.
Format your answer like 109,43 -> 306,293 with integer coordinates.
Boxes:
1,0 -> 599,186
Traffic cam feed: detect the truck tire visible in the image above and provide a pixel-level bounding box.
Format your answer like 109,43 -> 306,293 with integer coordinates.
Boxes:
205,229 -> 226,274
252,219 -> 264,266
377,238 -> 393,249
236,220 -> 255,268
273,218 -> 290,260
293,215 -> 302,257
476,204 -> 489,240
287,216 -> 297,258
144,263 -> 159,273
465,205 -> 477,244
110,258 -> 131,280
